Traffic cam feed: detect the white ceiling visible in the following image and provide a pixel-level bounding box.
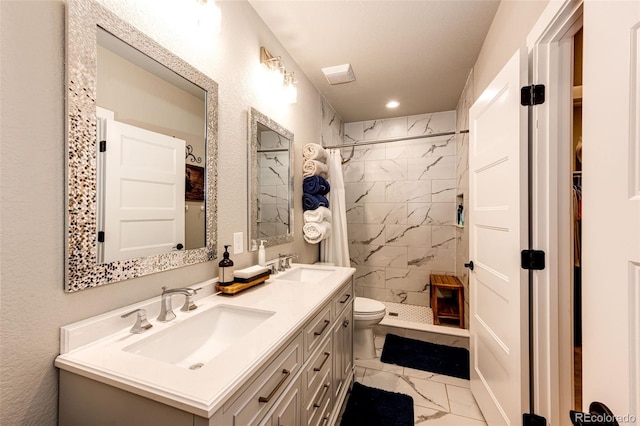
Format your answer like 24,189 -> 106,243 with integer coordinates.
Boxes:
249,0 -> 500,122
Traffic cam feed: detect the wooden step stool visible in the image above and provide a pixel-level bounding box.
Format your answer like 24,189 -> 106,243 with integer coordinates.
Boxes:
430,274 -> 464,328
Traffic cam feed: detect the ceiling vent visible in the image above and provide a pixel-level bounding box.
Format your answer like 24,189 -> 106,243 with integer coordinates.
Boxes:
321,64 -> 356,85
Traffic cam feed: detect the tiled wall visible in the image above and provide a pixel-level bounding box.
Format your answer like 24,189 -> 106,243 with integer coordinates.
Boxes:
455,71 -> 473,329
320,96 -> 344,147
342,112 -> 457,306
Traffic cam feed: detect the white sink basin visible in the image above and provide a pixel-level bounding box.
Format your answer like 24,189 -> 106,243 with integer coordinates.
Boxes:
123,305 -> 274,369
276,266 -> 335,283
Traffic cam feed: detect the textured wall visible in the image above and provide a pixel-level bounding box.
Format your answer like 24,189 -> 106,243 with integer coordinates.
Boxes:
472,0 -> 549,100
343,112 -> 457,306
0,1 -> 323,424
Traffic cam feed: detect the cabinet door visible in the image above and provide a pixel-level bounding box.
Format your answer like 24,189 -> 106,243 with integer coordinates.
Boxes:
333,303 -> 353,399
225,333 -> 303,426
273,378 -> 301,426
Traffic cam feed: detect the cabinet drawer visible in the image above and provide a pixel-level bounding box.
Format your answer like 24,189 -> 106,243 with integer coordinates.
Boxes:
304,368 -> 332,426
303,337 -> 332,397
332,279 -> 353,319
224,332 -> 303,426
303,304 -> 332,360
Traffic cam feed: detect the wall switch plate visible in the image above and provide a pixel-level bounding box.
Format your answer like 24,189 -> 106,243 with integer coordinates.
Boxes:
233,232 -> 243,254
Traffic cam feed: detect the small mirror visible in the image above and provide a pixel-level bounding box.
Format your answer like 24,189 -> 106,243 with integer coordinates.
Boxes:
65,0 -> 218,291
248,108 -> 294,250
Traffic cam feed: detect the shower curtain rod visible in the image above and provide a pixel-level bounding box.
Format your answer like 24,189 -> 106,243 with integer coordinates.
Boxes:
323,130 -> 469,150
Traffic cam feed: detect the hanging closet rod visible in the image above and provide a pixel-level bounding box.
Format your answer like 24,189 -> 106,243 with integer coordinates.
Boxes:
323,130 -> 469,150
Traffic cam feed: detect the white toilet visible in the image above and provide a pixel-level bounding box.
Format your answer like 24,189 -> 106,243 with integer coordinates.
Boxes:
353,297 -> 387,359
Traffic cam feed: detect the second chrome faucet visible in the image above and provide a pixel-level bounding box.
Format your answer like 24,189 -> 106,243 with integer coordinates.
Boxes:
157,286 -> 199,322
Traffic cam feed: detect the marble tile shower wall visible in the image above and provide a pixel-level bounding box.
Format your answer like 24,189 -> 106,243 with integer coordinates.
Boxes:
320,96 -> 344,147
343,112 -> 457,306
258,130 -> 290,238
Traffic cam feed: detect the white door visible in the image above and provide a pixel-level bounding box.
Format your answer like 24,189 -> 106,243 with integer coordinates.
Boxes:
581,1 -> 640,418
100,118 -> 185,263
468,49 -> 529,425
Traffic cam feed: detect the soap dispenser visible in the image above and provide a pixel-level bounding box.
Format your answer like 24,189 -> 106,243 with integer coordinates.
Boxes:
218,245 -> 235,286
258,240 -> 267,266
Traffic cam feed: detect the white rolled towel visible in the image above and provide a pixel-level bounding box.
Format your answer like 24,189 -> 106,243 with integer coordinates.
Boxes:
303,221 -> 332,244
303,143 -> 327,162
304,206 -> 332,224
302,159 -> 329,178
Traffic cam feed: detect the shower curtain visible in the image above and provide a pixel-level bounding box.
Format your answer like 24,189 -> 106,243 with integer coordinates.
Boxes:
320,149 -> 350,267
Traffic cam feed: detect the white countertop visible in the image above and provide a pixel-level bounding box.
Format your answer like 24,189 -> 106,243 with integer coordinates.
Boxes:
55,264 -> 355,418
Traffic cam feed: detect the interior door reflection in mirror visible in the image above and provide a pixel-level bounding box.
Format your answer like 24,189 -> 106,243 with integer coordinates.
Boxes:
96,28 -> 206,263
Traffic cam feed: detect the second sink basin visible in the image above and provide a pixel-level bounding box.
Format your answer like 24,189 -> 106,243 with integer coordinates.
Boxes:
276,266 -> 335,283
123,304 -> 274,369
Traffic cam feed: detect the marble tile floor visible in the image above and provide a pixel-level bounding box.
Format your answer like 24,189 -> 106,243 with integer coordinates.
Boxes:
338,334 -> 486,425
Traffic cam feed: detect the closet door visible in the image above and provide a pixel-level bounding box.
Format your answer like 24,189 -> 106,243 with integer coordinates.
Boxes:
100,118 -> 186,263
581,1 -> 640,417
468,48 -> 529,425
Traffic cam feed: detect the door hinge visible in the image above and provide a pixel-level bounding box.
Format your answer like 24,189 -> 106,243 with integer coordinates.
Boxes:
523,413 -> 547,426
521,249 -> 545,270
521,84 -> 545,106
99,140 -> 106,152
97,231 -> 105,243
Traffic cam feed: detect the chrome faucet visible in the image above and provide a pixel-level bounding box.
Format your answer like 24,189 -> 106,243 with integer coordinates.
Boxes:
278,253 -> 299,270
265,259 -> 279,275
121,308 -> 152,334
277,254 -> 287,272
157,286 -> 199,322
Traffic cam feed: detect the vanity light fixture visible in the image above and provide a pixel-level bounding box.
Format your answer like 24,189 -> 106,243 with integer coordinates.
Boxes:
260,46 -> 297,103
385,100 -> 400,109
284,72 -> 298,104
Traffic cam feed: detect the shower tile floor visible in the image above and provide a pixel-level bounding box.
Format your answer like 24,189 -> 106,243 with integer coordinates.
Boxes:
381,301 -> 434,324
338,334 -> 486,425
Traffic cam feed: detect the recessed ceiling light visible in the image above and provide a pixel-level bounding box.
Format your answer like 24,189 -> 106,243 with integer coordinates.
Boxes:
385,100 -> 400,109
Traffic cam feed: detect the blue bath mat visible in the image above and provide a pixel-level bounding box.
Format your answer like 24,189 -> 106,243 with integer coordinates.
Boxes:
340,382 -> 414,426
380,333 -> 470,380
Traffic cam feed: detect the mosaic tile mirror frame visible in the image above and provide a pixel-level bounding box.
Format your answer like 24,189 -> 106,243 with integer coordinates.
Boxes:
65,0 -> 218,292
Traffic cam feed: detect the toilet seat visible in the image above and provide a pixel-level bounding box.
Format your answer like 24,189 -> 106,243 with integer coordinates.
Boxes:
354,297 -> 386,317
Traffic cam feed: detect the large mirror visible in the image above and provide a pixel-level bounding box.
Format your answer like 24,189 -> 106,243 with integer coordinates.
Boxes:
65,0 -> 218,291
248,108 -> 294,251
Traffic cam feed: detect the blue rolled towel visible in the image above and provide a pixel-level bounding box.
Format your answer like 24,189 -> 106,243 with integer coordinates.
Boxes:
303,175 -> 330,195
302,193 -> 329,211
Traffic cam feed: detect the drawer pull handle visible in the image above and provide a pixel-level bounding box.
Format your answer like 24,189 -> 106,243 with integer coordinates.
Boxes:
258,369 -> 290,403
313,383 -> 330,408
342,319 -> 349,328
313,352 -> 331,372
339,294 -> 351,304
314,320 -> 330,336
322,414 -> 331,425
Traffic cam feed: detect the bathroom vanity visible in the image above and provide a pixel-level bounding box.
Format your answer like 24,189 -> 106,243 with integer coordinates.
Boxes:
56,264 -> 354,426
